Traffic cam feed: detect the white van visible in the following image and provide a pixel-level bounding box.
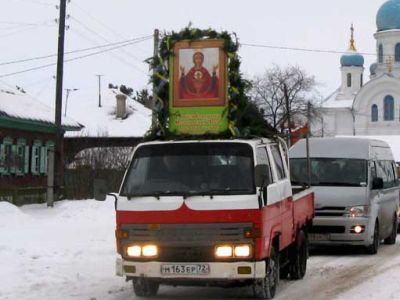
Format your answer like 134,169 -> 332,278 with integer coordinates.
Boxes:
289,137 -> 399,254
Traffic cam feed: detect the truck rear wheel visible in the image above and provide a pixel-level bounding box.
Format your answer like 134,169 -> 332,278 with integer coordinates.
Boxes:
133,278 -> 159,297
253,246 -> 279,299
289,230 -> 308,280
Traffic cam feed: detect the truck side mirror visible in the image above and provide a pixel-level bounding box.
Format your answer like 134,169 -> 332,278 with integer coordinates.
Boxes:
255,165 -> 270,187
372,177 -> 384,190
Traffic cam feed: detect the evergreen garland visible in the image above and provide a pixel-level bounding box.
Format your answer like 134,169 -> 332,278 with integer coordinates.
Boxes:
146,26 -> 274,140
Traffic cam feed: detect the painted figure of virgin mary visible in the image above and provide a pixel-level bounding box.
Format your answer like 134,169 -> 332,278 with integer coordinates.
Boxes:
179,51 -> 219,99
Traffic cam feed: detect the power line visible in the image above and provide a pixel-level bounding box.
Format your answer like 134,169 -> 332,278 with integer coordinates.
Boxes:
240,42 -> 380,57
69,16 -> 148,69
0,35 -> 152,66
0,37 -> 151,78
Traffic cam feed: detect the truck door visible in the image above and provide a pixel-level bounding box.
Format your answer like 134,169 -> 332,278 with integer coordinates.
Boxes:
268,144 -> 293,249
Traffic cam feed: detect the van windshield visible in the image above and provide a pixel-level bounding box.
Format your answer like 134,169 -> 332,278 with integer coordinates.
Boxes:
120,143 -> 255,197
290,158 -> 368,187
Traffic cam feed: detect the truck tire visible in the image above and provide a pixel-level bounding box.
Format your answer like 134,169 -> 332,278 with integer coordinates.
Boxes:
253,246 -> 279,299
133,278 -> 159,297
289,230 -> 308,280
366,221 -> 379,255
384,215 -> 397,245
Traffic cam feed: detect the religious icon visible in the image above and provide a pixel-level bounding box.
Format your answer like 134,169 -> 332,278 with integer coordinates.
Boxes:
179,50 -> 219,99
173,40 -> 226,107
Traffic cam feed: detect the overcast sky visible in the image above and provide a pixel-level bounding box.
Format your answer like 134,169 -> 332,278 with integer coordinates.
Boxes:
0,0 -> 387,109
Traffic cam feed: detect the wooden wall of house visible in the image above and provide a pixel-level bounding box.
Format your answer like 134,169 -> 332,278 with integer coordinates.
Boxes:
0,127 -> 56,204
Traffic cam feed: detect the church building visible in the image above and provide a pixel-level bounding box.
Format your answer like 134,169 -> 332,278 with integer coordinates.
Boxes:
314,0 -> 400,158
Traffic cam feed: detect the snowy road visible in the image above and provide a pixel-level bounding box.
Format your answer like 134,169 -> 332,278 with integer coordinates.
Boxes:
2,198 -> 400,300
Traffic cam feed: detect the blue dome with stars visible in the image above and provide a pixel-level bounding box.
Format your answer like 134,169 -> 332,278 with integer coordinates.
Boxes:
377,0 -> 400,32
341,52 -> 365,67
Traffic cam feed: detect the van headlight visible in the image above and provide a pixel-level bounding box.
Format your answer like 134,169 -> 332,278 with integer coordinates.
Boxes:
345,206 -> 369,218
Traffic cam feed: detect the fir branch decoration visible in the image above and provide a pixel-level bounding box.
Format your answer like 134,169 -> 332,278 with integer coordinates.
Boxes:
146,26 -> 274,140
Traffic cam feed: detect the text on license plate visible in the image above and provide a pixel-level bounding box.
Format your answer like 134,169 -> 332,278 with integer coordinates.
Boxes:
161,264 -> 210,275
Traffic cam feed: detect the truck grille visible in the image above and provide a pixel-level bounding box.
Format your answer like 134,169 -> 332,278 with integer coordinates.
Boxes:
121,223 -> 252,246
120,223 -> 253,262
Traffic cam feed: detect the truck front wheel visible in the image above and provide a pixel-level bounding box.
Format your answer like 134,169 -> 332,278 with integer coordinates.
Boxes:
289,230 -> 308,280
253,246 -> 279,299
133,278 -> 159,297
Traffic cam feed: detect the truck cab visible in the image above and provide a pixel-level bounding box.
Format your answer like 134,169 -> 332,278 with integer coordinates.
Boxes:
114,138 -> 314,299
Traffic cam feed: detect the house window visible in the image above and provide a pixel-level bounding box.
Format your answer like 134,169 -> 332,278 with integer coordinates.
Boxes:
379,44 -> 384,63
16,138 -> 27,176
384,95 -> 394,121
31,140 -> 42,175
347,73 -> 352,87
0,137 -> 13,175
371,104 -> 378,122
396,43 -> 400,62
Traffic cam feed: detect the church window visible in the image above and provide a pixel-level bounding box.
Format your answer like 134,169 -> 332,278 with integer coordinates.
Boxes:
371,104 -> 378,122
378,44 -> 384,63
396,43 -> 400,62
347,73 -> 352,87
384,95 -> 394,121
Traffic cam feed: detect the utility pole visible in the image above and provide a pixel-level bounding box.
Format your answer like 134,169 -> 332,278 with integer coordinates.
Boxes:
52,0 -> 67,207
151,29 -> 159,129
64,88 -> 78,117
96,74 -> 103,107
284,83 -> 291,147
306,101 -> 311,188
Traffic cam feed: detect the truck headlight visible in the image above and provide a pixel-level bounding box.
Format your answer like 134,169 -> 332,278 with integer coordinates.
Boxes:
142,245 -> 158,257
126,244 -> 158,258
234,245 -> 251,257
126,245 -> 141,257
215,245 -> 233,257
346,206 -> 369,218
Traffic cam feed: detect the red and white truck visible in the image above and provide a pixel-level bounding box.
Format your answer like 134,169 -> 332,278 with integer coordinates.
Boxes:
113,138 -> 314,299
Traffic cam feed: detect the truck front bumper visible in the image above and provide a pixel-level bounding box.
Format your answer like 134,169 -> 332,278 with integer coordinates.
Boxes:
116,257 -> 266,280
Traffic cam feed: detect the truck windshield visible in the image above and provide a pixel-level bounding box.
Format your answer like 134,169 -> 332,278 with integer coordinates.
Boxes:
120,142 -> 255,197
290,158 -> 368,187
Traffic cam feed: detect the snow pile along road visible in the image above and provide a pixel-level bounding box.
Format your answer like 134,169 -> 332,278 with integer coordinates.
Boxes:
0,198 -> 132,300
2,198 -> 400,300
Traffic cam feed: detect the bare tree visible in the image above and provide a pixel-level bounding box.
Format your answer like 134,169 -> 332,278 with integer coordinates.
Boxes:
251,65 -> 321,133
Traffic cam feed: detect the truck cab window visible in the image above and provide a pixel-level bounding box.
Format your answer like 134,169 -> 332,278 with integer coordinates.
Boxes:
270,144 -> 286,180
256,147 -> 272,185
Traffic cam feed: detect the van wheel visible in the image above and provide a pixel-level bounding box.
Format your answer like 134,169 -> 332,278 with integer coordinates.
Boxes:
289,230 -> 308,280
384,215 -> 397,245
253,246 -> 279,299
366,221 -> 379,255
133,278 -> 159,297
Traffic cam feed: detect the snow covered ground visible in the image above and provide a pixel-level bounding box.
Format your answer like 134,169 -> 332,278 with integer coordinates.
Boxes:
2,197 -> 400,300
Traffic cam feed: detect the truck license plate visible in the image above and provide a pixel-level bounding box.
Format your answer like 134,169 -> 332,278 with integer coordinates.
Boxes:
309,233 -> 330,241
161,264 -> 210,275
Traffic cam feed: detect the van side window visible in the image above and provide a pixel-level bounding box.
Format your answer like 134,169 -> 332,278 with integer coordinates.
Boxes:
256,147 -> 272,185
270,144 -> 286,180
376,160 -> 396,188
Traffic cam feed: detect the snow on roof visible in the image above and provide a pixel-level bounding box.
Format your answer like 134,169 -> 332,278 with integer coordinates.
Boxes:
0,89 -> 81,129
64,89 -> 152,138
338,135 -> 400,162
322,88 -> 354,109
